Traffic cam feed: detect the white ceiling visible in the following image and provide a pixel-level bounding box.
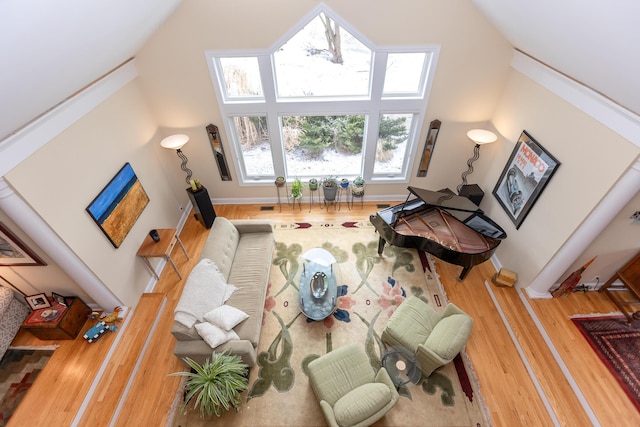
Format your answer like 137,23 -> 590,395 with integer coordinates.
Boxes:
1,0 -> 638,143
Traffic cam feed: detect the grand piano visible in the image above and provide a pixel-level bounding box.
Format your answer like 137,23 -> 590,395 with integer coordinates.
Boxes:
370,187 -> 507,280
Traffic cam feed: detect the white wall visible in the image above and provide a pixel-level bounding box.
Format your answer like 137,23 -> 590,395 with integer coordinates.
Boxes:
5,81 -> 183,307
0,210 -> 92,302
134,0 -> 514,199
487,70 -> 639,287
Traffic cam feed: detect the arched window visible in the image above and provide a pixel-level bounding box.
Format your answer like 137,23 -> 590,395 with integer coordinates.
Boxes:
206,5 -> 438,184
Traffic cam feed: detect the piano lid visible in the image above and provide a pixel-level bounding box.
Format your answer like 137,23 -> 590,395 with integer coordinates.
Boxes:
403,187 -> 507,240
408,187 -> 482,214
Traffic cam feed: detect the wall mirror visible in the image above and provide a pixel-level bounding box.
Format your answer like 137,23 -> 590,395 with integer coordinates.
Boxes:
416,119 -> 441,177
206,123 -> 232,181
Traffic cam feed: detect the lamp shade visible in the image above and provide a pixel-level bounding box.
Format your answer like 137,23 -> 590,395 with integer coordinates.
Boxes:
467,129 -> 497,145
160,134 -> 190,150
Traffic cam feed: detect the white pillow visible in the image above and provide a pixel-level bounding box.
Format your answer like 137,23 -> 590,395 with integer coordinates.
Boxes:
223,284 -> 237,303
194,322 -> 240,349
203,305 -> 249,331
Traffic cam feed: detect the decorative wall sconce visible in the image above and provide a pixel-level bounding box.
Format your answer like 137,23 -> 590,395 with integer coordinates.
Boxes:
456,129 -> 497,193
160,134 -> 192,184
206,124 -> 232,181
417,119 -> 441,177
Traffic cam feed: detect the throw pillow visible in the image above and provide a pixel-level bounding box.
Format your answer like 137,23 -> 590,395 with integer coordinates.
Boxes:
203,305 -> 249,331
194,322 -> 240,349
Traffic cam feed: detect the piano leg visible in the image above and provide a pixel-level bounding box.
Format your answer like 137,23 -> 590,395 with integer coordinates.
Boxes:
458,266 -> 472,281
377,237 -> 386,255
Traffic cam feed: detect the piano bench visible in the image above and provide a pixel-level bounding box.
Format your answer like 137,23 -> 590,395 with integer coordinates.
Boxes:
492,268 -> 517,287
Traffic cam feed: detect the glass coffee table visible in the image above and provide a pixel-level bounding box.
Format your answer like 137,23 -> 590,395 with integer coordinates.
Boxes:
382,350 -> 421,387
298,248 -> 339,320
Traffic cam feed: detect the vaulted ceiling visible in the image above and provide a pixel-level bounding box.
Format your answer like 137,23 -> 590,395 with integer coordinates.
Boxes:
1,0 -> 638,143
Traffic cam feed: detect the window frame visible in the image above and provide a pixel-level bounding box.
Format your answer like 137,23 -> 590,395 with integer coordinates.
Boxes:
205,7 -> 439,185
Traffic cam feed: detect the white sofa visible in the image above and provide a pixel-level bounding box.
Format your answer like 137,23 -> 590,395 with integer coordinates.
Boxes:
0,286 -> 30,360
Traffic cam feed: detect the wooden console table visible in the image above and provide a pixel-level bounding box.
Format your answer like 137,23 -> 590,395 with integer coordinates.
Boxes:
136,228 -> 190,280
599,251 -> 640,323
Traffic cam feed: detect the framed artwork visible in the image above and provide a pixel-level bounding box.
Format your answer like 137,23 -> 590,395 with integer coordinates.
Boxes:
0,222 -> 47,266
86,163 -> 149,248
25,293 -> 51,310
492,131 -> 560,229
52,292 -> 67,306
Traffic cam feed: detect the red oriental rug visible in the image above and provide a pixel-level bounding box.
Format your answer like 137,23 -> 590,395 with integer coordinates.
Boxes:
571,315 -> 640,411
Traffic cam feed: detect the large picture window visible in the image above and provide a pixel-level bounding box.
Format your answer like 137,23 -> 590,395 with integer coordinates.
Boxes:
206,5 -> 438,184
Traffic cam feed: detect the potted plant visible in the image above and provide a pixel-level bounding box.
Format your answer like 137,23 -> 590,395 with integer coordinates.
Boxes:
275,176 -> 285,187
340,178 -> 350,189
171,352 -> 249,419
291,177 -> 303,199
322,176 -> 338,201
352,176 -> 365,197
308,178 -> 318,191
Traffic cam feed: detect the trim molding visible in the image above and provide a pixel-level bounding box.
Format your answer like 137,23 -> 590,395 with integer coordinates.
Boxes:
0,59 -> 138,177
511,50 -> 640,148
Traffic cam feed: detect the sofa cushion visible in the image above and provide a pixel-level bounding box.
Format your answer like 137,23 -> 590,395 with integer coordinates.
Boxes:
203,305 -> 249,331
226,232 -> 274,346
425,313 -> 473,360
200,217 -> 240,281
334,383 -> 391,426
384,296 -> 441,352
174,258 -> 235,329
194,322 -> 240,349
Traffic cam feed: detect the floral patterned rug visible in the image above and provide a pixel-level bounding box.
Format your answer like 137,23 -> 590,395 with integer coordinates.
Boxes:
173,222 -> 489,426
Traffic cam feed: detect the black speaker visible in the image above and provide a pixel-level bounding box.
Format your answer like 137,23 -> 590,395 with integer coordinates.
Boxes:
149,229 -> 160,242
187,185 -> 216,228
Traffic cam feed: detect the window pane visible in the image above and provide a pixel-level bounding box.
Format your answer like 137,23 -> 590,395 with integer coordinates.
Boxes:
231,116 -> 273,176
373,114 -> 414,175
274,13 -> 372,98
219,57 -> 264,99
282,115 -> 364,177
382,53 -> 426,95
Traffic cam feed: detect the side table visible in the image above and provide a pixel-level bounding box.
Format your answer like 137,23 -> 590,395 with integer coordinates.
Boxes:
22,297 -> 92,340
382,350 -> 420,387
136,228 -> 190,280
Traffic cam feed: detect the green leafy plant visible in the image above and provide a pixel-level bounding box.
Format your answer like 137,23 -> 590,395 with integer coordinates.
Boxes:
291,177 -> 303,199
322,175 -> 338,188
308,178 -> 318,190
170,352 -> 249,419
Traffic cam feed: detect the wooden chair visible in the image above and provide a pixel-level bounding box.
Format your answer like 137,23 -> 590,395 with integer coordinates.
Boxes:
599,251 -> 640,323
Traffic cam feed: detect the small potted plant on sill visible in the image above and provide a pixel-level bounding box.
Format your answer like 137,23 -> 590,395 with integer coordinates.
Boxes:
308,178 -> 318,191
170,352 -> 249,419
322,176 -> 338,202
340,178 -> 350,189
291,177 -> 303,199
352,176 -> 365,197
275,176 -> 285,187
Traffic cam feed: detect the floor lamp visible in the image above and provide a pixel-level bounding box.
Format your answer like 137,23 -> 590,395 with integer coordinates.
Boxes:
457,129 -> 497,194
160,134 -> 192,184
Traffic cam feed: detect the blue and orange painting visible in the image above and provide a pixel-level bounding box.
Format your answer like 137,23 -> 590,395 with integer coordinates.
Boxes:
86,163 -> 149,248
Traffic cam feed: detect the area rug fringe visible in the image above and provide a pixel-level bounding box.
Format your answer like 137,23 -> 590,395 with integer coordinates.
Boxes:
459,350 -> 494,427
8,345 -> 60,350
569,312 -> 623,319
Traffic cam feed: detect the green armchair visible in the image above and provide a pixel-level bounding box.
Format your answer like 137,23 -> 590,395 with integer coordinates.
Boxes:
381,296 -> 473,377
308,344 -> 399,427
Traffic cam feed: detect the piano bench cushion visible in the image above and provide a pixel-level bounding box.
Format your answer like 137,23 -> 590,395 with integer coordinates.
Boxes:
383,296 -> 441,352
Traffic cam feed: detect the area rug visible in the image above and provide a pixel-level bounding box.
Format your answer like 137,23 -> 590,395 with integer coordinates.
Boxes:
172,222 -> 489,426
571,315 -> 640,411
0,347 -> 56,426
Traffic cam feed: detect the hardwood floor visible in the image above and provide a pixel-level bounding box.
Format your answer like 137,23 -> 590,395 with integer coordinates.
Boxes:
7,201 -> 639,426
